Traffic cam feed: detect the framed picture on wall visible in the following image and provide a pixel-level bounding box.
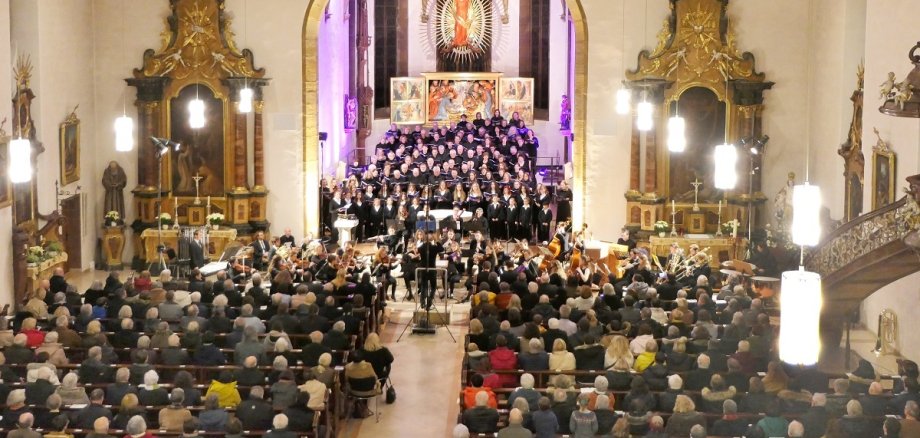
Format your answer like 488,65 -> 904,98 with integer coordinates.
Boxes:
389,77 -> 426,125
423,72 -> 501,125
872,128 -> 896,210
872,149 -> 896,209
499,77 -> 534,126
59,108 -> 80,186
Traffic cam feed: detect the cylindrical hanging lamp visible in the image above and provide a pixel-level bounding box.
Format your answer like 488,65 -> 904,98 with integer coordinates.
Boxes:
667,116 -> 686,152
114,115 -> 134,152
779,267 -> 822,366
9,138 -> 32,183
713,143 -> 738,189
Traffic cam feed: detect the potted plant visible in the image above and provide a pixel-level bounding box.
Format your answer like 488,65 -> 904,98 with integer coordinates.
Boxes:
158,213 -> 173,230
44,241 -> 63,257
26,245 -> 44,267
206,212 -> 225,230
104,210 -> 120,227
653,220 -> 671,237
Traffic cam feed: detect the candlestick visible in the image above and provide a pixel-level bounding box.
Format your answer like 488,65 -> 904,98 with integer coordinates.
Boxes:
206,196 -> 211,217
732,221 -> 738,238
174,201 -> 179,229
716,200 -> 723,236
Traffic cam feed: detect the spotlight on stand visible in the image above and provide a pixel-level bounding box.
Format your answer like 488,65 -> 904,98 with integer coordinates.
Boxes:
151,137 -> 181,158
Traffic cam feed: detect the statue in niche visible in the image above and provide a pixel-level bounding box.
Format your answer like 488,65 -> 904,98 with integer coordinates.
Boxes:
559,95 -> 571,131
773,172 -> 795,234
102,161 -> 127,220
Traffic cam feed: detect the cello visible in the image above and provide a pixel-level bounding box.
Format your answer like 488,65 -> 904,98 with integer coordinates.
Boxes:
539,221 -> 568,272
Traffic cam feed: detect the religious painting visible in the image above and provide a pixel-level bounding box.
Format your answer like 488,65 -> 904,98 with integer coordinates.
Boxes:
59,109 -> 80,186
389,77 -> 426,125
872,149 -> 896,210
668,87 -> 727,202
424,72 -> 500,125
12,177 -> 34,225
499,77 -> 534,126
432,0 -> 493,72
0,134 -> 10,209
170,85 -> 225,197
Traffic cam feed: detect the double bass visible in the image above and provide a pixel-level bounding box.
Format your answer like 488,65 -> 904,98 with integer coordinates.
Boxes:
539,221 -> 568,272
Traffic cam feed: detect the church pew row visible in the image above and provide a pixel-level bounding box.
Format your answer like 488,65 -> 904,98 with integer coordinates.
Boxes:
0,430 -> 292,437
48,344 -> 354,366
458,368 -> 898,395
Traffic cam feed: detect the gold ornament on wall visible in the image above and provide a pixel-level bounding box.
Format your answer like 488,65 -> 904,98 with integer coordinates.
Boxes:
138,0 -> 264,81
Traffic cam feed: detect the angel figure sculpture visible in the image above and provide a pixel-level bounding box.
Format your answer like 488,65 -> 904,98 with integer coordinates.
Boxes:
880,72 -> 897,100
893,81 -> 914,110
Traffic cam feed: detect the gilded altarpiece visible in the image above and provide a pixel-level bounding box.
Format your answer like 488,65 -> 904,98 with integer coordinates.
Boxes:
838,64 -> 865,222
127,0 -> 271,262
623,0 -> 773,235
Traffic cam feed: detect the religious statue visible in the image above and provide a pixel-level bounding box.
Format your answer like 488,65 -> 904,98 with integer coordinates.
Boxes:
559,94 -> 571,131
879,72 -> 897,100
773,172 -> 795,233
345,95 -> 358,131
102,161 -> 127,220
452,0 -> 471,50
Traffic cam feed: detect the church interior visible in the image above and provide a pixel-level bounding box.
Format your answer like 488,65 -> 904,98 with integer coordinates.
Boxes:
0,0 -> 919,437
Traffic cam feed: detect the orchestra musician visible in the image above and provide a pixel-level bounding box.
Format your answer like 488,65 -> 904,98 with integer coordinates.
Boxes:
617,228 -> 637,251
373,246 -> 397,301
230,247 -> 255,282
443,241 -> 462,299
401,238 -> 421,300
250,230 -> 271,271
279,228 -> 296,247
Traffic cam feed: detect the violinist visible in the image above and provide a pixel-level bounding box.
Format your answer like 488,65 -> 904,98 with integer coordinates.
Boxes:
373,246 -> 397,301
443,241 -> 462,299
316,254 -> 339,283
575,255 -> 594,286
401,238 -> 421,300
230,247 -> 255,282
466,230 -> 487,275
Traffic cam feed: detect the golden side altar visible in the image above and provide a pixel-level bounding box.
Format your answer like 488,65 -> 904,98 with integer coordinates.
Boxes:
140,228 -> 238,264
26,252 -> 69,293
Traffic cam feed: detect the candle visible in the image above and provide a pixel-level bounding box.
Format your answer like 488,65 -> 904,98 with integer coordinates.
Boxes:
732,221 -> 738,238
671,199 -> 676,212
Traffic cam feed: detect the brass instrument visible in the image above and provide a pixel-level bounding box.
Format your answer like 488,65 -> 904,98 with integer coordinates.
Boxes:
676,247 -> 711,280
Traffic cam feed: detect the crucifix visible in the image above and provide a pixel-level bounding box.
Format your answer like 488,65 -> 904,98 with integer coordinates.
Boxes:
192,173 -> 204,205
691,179 -> 703,212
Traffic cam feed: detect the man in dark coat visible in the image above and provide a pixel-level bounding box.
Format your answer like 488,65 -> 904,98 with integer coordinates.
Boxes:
236,386 -> 274,431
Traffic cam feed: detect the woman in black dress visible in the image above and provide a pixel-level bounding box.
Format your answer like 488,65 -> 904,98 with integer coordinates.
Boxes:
556,180 -> 573,222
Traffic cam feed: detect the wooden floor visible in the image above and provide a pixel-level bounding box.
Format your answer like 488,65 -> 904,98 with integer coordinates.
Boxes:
64,268 -> 902,437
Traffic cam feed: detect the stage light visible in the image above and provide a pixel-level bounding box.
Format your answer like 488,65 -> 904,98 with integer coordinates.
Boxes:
114,115 -> 134,152
616,87 -> 631,115
9,138 -> 32,183
188,98 -> 206,129
792,183 -> 821,246
779,267 -> 822,365
667,116 -> 686,152
239,87 -> 253,113
713,143 -> 738,189
637,101 -> 653,131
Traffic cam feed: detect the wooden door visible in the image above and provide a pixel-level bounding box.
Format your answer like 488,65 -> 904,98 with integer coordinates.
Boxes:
60,195 -> 81,271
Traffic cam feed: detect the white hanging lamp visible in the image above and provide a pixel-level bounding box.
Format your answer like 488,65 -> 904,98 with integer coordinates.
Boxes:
779,267 -> 822,365
114,115 -> 134,152
713,143 -> 738,189
792,183 -> 821,246
780,2 -> 823,367
667,102 -> 686,152
239,86 -> 253,113
114,0 -> 134,152
636,96 -> 654,132
9,137 -> 32,183
189,85 -> 206,129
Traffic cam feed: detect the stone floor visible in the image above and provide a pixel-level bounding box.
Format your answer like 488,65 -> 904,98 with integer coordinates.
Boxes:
64,267 -> 906,437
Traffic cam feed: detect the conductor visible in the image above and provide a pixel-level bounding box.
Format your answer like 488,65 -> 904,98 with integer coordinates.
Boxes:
418,230 -> 444,310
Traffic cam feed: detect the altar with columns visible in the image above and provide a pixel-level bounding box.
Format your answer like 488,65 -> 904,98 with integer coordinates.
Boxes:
620,0 -> 773,239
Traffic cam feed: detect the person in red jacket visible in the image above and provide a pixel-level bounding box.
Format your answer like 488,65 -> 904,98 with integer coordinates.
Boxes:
20,317 -> 45,348
488,334 -> 519,388
462,373 -> 498,409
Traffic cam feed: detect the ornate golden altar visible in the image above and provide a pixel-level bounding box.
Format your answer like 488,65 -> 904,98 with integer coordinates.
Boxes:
648,235 -> 741,269
140,228 -> 238,264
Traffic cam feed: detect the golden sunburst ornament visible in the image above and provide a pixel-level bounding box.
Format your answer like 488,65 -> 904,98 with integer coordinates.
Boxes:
435,0 -> 493,64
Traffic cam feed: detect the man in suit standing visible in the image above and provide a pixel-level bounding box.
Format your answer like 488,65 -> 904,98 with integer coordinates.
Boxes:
251,231 -> 271,271
189,230 -> 206,270
418,231 -> 444,310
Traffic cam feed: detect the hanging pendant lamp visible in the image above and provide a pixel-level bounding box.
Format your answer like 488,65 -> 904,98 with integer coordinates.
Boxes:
713,143 -> 738,189
779,267 -> 822,365
114,115 -> 134,152
9,138 -> 32,183
239,87 -> 253,113
189,95 -> 206,129
667,115 -> 686,152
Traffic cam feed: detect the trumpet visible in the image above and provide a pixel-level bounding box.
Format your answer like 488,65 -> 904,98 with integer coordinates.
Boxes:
676,247 -> 711,280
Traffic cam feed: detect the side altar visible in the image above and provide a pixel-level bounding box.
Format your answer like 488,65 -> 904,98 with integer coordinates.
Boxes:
621,0 -> 774,239
126,0 -> 271,266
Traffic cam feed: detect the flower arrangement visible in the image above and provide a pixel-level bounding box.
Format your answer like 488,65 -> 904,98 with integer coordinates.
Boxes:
45,241 -> 63,254
104,210 -> 120,225
653,220 -> 671,233
721,219 -> 741,235
206,212 -> 225,225
158,213 -> 173,226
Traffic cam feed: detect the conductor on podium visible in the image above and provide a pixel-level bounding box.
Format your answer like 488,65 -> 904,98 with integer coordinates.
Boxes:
418,230 -> 444,310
